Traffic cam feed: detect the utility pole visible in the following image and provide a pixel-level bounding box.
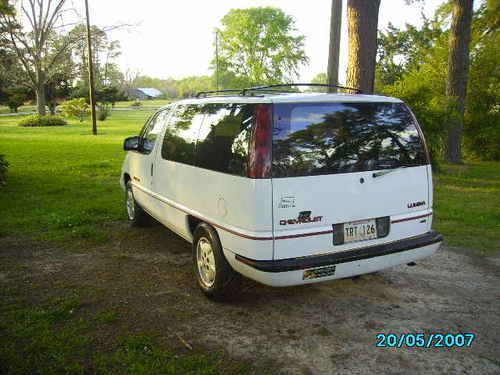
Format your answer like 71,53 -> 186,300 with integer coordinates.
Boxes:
215,31 -> 219,91
85,0 -> 97,135
327,0 -> 342,92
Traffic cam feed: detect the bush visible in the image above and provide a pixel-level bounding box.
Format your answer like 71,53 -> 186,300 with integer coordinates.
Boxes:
18,115 -> 67,127
6,94 -> 26,113
97,104 -> 110,121
59,98 -> 90,122
129,99 -> 142,108
0,87 -> 29,113
0,154 -> 8,187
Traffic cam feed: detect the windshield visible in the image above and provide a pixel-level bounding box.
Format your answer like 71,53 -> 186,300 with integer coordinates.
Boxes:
272,102 -> 428,178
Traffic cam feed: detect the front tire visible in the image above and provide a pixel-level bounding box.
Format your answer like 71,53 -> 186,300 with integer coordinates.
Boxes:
125,181 -> 151,226
192,223 -> 240,300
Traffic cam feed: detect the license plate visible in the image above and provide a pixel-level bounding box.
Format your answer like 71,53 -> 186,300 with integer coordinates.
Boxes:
343,219 -> 377,243
303,265 -> 336,280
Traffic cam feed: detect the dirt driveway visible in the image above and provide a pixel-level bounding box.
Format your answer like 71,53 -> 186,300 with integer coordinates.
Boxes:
1,222 -> 499,374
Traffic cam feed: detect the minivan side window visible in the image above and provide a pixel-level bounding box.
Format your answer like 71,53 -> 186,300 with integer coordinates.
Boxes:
196,103 -> 254,176
141,108 -> 170,154
272,102 -> 428,178
161,105 -> 204,165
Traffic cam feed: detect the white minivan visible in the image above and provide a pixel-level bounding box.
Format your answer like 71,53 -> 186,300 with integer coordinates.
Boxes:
121,84 -> 442,299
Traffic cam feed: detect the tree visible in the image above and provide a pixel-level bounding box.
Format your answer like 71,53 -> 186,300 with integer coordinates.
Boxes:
0,0 -> 18,94
0,0 -> 80,115
310,72 -> 327,92
176,76 -> 214,97
311,72 -> 327,84
96,86 -> 125,107
0,49 -> 29,101
0,2 -> 15,117
70,24 -> 123,88
327,0 -> 342,91
0,0 -> 13,16
346,0 -> 381,93
3,87 -> 29,112
95,85 -> 126,121
214,7 -> 308,88
376,18 -> 443,86
377,2 -> 498,162
1,33 -> 31,110
446,0 -> 474,164
46,70 -> 74,114
464,0 -> 499,160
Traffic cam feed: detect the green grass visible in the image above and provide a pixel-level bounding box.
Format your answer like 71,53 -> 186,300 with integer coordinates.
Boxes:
0,110 -> 151,242
0,294 -> 90,374
95,335 -> 240,375
1,111 -> 499,250
0,290 -> 248,375
434,162 -> 500,251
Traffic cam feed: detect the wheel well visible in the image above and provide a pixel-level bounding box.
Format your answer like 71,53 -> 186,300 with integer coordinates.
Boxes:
187,215 -> 202,236
123,173 -> 131,184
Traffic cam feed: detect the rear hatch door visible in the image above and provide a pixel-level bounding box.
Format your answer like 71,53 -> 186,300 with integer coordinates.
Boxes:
271,100 -> 431,260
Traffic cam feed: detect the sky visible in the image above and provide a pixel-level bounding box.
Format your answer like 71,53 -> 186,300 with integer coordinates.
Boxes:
82,0 -> 445,83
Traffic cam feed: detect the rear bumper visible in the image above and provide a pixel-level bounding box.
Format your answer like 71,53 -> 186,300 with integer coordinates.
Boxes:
225,231 -> 442,287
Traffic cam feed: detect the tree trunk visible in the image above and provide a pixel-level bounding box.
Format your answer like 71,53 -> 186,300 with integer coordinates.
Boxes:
346,0 -> 381,94
35,83 -> 46,116
327,0 -> 342,92
446,0 -> 473,164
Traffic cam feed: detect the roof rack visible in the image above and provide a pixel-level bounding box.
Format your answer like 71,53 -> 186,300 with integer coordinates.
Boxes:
195,89 -> 242,98
194,83 -> 362,98
241,83 -> 363,95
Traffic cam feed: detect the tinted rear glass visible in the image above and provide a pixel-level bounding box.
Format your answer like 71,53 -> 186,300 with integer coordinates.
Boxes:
272,102 -> 428,178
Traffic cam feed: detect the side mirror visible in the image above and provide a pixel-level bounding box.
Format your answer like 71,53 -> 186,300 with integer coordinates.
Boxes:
123,136 -> 140,151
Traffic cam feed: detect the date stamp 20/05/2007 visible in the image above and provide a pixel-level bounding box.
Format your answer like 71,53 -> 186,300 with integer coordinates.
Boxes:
376,333 -> 476,348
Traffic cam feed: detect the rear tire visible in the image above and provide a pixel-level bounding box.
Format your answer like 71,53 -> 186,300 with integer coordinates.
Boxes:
125,181 -> 151,226
192,223 -> 240,300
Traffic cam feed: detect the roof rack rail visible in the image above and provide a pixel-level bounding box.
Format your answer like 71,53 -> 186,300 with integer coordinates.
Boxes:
194,83 -> 363,98
195,89 -> 242,98
241,83 -> 363,95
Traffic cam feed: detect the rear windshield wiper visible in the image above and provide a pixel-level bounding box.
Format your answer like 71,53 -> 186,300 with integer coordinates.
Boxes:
372,166 -> 408,178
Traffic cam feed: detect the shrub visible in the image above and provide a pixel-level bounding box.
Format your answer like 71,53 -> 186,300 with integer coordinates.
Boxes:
6,93 -> 26,113
18,115 -> 67,127
0,87 -> 29,113
59,98 -> 90,122
129,99 -> 142,108
97,104 -> 110,121
0,154 -> 8,187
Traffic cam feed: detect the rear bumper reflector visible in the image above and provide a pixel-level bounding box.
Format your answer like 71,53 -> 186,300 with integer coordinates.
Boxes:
235,231 -> 443,273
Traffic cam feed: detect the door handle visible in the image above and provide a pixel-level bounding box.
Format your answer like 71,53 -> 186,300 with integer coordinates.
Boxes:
150,163 -> 154,176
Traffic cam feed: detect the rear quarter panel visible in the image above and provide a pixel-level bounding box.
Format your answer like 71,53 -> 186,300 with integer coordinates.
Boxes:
152,161 -> 275,260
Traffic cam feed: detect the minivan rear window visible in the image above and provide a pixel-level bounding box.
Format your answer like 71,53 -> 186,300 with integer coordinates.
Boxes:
272,102 -> 428,178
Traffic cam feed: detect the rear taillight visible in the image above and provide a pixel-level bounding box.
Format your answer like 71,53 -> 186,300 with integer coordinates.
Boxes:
248,104 -> 272,179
